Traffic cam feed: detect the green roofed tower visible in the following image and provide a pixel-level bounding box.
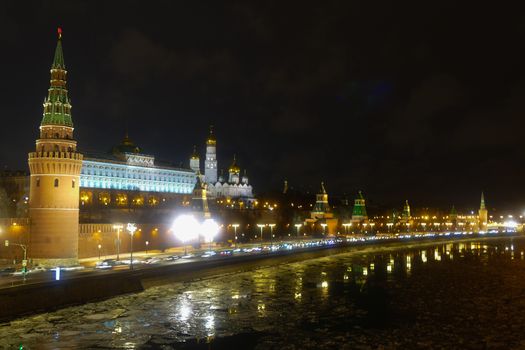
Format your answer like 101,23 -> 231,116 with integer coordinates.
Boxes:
41,27 -> 73,127
351,191 -> 368,222
27,28 -> 83,267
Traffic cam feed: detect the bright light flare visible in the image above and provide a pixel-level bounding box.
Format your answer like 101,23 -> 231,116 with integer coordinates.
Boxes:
172,215 -> 200,243
201,218 -> 220,243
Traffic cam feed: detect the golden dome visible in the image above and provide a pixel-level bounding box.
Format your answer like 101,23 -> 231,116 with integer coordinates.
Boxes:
190,145 -> 199,160
229,155 -> 240,173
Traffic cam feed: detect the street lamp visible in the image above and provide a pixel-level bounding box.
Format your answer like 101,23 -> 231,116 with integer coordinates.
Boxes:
172,214 -> 200,256
321,223 -> 327,236
268,224 -> 276,248
97,244 -> 102,260
145,240 -> 149,255
127,223 -> 137,270
201,218 -> 220,252
294,223 -> 302,238
4,240 -> 28,278
257,224 -> 265,246
232,224 -> 240,247
113,224 -> 123,261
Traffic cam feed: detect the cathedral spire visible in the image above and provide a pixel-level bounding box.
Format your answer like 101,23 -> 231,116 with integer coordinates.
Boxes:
480,191 -> 486,210
41,27 -> 72,127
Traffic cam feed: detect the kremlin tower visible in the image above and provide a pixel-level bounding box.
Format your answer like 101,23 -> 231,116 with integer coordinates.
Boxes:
27,29 -> 83,266
351,191 -> 368,222
478,192 -> 488,231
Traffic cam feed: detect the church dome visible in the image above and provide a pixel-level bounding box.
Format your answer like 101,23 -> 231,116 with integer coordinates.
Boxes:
190,145 -> 199,160
229,155 -> 240,173
113,133 -> 141,154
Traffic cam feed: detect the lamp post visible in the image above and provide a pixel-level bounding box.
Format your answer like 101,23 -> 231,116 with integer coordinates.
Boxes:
294,224 -> 302,238
4,240 -> 28,278
268,224 -> 276,249
127,223 -> 137,270
172,214 -> 200,256
113,224 -> 123,261
202,219 -> 220,252
257,224 -> 265,247
232,224 -> 239,248
321,223 -> 327,237
145,240 -> 149,255
98,244 -> 102,260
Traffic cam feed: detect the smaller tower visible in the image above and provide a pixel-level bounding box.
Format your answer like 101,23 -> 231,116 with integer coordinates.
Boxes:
450,205 -> 458,221
312,182 -> 330,215
204,126 -> 218,184
351,191 -> 368,222
478,192 -> 488,231
402,200 -> 411,220
228,155 -> 240,184
189,145 -> 200,173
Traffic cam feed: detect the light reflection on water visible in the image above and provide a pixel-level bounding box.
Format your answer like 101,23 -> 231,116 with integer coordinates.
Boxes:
3,237 -> 525,349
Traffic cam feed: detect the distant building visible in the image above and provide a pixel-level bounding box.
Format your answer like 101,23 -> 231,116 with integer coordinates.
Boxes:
192,128 -> 254,204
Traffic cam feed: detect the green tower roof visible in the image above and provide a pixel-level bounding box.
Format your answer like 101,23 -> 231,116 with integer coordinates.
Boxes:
41,28 -> 73,127
352,191 -> 367,217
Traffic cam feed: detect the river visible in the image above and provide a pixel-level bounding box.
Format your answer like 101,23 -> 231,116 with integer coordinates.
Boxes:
2,236 -> 525,349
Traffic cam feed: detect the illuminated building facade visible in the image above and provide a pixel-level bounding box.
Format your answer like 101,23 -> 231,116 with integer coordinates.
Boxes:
80,137 -> 195,194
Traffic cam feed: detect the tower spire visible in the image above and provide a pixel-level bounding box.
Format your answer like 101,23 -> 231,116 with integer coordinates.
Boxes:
52,27 -> 65,69
480,191 -> 486,210
41,28 -> 72,127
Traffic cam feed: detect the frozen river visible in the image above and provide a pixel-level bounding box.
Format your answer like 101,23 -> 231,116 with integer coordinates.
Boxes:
2,236 -> 525,349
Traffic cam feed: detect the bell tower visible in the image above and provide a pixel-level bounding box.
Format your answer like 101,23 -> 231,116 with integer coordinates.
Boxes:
204,125 -> 218,184
27,28 -> 83,266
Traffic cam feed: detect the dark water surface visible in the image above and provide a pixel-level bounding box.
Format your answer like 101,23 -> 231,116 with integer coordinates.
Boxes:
2,236 -> 525,349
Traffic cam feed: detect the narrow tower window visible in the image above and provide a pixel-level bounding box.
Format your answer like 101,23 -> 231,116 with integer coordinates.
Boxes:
54,178 -> 59,187
72,179 -> 76,188
36,178 -> 40,187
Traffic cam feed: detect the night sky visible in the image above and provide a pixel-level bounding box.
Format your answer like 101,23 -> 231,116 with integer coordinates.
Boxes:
1,1 -> 525,211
